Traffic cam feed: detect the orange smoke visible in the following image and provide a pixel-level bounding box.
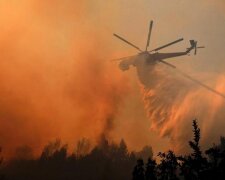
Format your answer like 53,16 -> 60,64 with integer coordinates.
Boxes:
0,0 -> 128,158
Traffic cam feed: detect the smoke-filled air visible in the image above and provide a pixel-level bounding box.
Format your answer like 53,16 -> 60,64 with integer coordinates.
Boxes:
1,0 -> 225,160
0,0 -> 129,158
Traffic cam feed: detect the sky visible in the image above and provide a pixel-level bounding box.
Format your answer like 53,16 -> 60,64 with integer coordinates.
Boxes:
0,0 -> 225,158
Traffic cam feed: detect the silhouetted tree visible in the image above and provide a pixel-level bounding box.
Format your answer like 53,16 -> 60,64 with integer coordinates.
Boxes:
133,159 -> 145,180
119,139 -> 128,157
189,120 -> 202,161
205,145 -> 220,168
135,146 -> 153,161
0,147 -> 4,180
219,136 -> 225,150
204,145 -> 221,179
158,150 -> 179,180
178,119 -> 208,179
145,158 -> 157,180
0,147 -> 2,166
39,139 -> 68,167
74,138 -> 91,158
203,137 -> 225,179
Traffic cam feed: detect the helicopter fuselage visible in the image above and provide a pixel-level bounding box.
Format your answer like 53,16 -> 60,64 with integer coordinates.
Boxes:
119,52 -> 156,71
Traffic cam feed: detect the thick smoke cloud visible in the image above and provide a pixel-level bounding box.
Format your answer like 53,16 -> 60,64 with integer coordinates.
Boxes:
0,0 -> 128,158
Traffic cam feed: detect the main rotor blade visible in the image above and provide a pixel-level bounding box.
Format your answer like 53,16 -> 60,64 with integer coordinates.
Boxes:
158,61 -> 225,99
146,20 -> 153,51
195,47 -> 197,55
194,42 -> 197,55
113,33 -> 142,52
197,46 -> 205,48
110,55 -> 137,62
150,38 -> 184,52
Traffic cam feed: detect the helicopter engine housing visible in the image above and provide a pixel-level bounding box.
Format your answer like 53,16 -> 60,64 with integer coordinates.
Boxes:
119,60 -> 130,71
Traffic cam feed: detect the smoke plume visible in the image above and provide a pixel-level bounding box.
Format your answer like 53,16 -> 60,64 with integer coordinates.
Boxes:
0,0 -> 128,158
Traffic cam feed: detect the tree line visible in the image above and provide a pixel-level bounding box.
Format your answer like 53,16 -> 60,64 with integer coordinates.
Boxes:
133,120 -> 225,180
0,120 -> 225,179
0,136 -> 152,180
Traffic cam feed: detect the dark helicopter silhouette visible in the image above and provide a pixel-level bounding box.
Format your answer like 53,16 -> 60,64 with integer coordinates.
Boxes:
113,21 -> 225,99
113,21 -> 204,71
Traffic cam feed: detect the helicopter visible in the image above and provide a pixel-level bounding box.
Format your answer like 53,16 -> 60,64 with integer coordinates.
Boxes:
113,20 -> 205,71
113,21 -> 225,99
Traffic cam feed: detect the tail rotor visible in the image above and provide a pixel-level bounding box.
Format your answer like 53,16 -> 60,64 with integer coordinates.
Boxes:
190,40 -> 205,55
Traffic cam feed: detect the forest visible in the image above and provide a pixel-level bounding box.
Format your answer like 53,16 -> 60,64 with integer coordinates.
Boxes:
0,120 -> 225,180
